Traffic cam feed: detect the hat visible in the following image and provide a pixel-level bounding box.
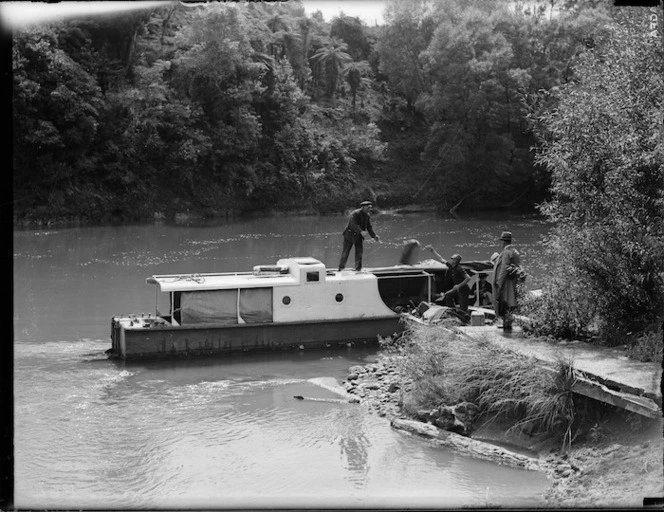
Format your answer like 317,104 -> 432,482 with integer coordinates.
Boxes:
360,201 -> 373,207
499,231 -> 512,242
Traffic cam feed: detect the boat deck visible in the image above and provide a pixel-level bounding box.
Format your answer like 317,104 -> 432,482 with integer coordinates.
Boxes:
456,325 -> 662,418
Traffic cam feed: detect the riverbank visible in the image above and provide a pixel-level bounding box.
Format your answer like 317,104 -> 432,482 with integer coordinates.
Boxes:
341,338 -> 663,507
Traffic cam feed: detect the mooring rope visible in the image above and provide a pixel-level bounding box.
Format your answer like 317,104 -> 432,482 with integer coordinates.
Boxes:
163,273 -> 206,284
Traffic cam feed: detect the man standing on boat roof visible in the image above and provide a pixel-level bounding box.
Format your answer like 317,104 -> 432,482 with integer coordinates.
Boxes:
338,200 -> 381,271
491,231 -> 522,330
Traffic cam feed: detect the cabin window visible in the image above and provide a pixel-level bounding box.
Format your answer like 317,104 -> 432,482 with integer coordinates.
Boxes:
282,296 -> 291,306
239,288 -> 273,323
306,271 -> 320,282
179,290 -> 238,325
335,293 -> 344,303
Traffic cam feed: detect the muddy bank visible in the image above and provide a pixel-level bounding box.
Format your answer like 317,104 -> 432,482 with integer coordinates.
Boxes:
340,354 -> 664,508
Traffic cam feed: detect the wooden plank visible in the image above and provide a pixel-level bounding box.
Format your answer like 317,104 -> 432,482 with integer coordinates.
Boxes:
570,373 -> 661,418
391,418 -> 541,471
533,364 -> 661,418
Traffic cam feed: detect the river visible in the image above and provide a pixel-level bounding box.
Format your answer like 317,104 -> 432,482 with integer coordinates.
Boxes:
13,211 -> 553,508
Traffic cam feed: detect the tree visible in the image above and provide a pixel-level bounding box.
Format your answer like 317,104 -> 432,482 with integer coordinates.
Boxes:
310,37 -> 353,98
398,0 -> 612,210
330,14 -> 370,61
418,2 -> 525,207
170,4 -> 264,188
376,0 -> 433,110
341,60 -> 372,111
13,25 -> 103,212
296,16 -> 321,90
534,19 -> 664,342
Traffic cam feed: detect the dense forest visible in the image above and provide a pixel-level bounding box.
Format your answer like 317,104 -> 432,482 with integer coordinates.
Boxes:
10,0 -> 656,224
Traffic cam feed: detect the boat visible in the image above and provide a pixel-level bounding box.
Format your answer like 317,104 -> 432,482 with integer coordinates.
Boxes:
109,257 -> 452,359
109,255 -> 497,360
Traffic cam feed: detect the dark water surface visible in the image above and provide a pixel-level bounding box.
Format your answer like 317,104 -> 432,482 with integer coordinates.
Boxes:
13,212 -> 553,508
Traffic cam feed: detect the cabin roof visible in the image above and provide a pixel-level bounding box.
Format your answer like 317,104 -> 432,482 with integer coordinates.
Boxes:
146,272 -> 294,292
147,268 -> 380,292
144,257 -> 491,293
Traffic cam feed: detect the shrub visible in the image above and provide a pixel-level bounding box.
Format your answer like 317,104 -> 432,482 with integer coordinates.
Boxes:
518,267 -> 599,341
534,23 -> 664,345
625,330 -> 663,364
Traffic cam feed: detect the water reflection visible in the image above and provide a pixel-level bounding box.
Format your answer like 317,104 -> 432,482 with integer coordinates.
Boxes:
336,408 -> 371,489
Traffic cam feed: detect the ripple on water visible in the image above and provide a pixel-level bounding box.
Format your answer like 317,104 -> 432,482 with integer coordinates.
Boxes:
15,342 -> 550,509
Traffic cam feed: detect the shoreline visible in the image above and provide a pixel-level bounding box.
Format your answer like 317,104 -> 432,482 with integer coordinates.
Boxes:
340,352 -> 664,508
12,204 -> 540,230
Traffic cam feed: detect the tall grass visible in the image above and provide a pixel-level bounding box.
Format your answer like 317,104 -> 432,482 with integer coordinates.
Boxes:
387,323 -> 582,449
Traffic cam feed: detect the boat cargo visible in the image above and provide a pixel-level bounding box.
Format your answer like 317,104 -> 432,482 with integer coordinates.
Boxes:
109,256 -> 495,359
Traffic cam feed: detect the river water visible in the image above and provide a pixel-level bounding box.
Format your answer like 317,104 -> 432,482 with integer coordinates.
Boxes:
13,212 -> 553,509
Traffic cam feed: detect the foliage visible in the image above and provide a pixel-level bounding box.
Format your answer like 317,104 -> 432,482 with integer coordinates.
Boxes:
310,37 -> 353,99
534,21 -> 664,344
330,14 -> 371,61
410,0 -> 610,209
519,263 -> 599,341
11,0 -> 627,223
341,60 -> 372,111
376,0 -> 433,110
12,25 -> 106,218
625,331 -> 664,364
12,2 -> 389,221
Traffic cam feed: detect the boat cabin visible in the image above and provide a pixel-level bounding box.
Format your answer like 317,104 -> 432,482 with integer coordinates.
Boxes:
145,257 -> 435,328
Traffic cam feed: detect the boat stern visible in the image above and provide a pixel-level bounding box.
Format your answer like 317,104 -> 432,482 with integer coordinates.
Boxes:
110,314 -> 170,359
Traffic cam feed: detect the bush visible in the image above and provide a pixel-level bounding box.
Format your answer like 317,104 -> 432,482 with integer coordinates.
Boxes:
518,268 -> 599,341
625,330 -> 663,364
534,24 -> 664,345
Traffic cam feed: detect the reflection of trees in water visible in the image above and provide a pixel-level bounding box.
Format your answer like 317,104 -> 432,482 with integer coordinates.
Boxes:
336,408 -> 371,489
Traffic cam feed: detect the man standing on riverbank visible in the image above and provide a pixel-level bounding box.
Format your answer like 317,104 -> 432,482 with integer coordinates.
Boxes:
491,231 -> 522,330
338,200 -> 380,271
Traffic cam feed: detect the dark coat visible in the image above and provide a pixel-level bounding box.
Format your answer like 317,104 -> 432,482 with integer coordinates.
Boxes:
491,244 -> 521,309
343,208 -> 376,240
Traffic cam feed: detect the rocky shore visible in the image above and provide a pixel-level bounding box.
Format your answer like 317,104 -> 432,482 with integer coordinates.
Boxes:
339,353 -> 664,508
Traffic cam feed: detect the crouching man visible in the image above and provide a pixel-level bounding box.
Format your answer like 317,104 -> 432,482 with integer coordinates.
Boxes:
424,246 -> 471,313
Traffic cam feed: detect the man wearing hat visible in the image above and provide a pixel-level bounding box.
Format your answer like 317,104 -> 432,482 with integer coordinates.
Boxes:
338,200 -> 381,271
424,245 -> 471,312
491,231 -> 522,329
